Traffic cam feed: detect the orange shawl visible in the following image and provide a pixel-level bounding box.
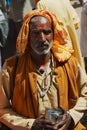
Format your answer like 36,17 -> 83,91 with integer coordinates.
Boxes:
6,54 -> 79,117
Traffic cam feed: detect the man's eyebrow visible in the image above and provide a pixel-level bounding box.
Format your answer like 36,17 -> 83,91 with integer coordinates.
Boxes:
31,29 -> 52,34
31,29 -> 52,31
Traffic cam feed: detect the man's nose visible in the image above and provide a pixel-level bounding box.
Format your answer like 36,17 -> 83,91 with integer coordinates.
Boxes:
39,32 -> 46,41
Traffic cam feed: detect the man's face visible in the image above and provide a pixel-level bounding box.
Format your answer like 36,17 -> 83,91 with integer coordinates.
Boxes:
29,16 -> 53,55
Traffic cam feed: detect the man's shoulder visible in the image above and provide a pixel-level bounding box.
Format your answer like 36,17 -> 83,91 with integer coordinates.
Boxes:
68,55 -> 78,62
6,55 -> 17,61
54,56 -> 78,69
5,54 -> 20,67
65,56 -> 78,66
56,56 -> 78,65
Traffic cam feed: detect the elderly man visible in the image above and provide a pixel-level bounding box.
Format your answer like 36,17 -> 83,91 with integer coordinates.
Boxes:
0,9 -> 87,130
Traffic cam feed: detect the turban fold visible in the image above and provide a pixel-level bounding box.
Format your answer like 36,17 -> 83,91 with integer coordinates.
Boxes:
16,9 -> 74,62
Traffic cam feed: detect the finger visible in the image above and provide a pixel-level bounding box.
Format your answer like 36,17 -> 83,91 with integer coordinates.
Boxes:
42,118 -> 55,125
58,123 -> 68,130
38,114 -> 44,119
41,119 -> 56,130
59,107 -> 66,114
54,119 -> 66,129
62,113 -> 67,120
54,120 -> 70,130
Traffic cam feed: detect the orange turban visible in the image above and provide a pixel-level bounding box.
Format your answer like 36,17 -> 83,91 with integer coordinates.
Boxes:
16,9 -> 74,62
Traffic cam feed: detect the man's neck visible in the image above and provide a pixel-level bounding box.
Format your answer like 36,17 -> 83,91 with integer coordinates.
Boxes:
30,52 -> 51,69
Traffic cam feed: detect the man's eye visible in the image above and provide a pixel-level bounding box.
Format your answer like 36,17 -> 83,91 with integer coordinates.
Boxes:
31,30 -> 52,35
31,30 -> 40,34
43,30 -> 52,35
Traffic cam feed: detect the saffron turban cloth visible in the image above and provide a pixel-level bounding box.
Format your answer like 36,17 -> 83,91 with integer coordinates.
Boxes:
16,9 -> 74,62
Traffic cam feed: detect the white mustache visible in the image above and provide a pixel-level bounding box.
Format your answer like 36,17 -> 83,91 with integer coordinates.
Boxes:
39,41 -> 50,48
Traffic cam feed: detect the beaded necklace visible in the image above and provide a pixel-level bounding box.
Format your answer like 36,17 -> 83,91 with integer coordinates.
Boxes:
37,56 -> 54,97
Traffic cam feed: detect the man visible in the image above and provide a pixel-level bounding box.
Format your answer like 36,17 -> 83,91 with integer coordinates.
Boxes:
35,0 -> 85,69
80,0 -> 87,73
0,9 -> 87,130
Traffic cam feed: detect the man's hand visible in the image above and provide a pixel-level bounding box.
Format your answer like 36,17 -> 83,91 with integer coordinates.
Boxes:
80,110 -> 87,127
31,109 -> 72,130
31,115 -> 56,130
53,112 -> 72,130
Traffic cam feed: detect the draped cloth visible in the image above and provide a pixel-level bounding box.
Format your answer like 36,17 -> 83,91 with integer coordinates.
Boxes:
7,54 -> 80,127
7,54 -> 79,118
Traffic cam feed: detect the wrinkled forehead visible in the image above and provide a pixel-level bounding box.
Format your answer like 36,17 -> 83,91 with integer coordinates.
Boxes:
29,16 -> 51,27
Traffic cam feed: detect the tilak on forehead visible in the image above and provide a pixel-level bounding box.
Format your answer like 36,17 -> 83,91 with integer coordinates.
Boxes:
39,24 -> 45,30
16,9 -> 73,62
